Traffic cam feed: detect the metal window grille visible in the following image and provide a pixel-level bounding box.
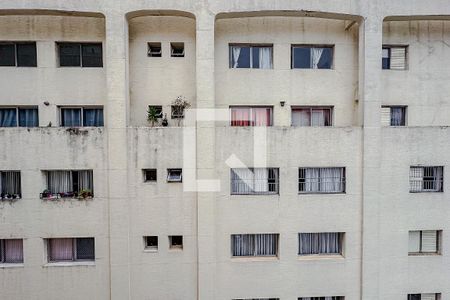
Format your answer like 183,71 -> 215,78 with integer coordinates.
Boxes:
298,167 -> 345,193
231,234 -> 279,257
231,168 -> 279,195
409,167 -> 443,192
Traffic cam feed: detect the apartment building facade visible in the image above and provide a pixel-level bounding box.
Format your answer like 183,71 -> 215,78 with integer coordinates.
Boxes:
0,1 -> 449,300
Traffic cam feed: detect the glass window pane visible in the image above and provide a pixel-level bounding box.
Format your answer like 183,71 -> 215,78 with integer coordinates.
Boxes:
76,238 -> 95,260
252,47 -> 260,68
231,46 -> 250,68
16,43 -> 37,67
317,47 -> 333,69
82,44 -> 103,67
0,44 -> 15,66
382,48 -> 390,69
293,47 -> 311,68
83,108 -> 104,126
18,108 -> 38,127
61,108 -> 81,127
59,44 -> 81,67
0,108 -> 17,127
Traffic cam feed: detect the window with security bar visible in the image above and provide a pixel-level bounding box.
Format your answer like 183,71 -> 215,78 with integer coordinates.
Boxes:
231,168 -> 279,195
408,230 -> 441,255
382,45 -> 407,70
408,293 -> 441,300
231,234 -> 279,257
409,166 -> 443,192
0,171 -> 21,200
0,239 -> 24,263
299,297 -> 345,300
298,167 -> 345,193
47,238 -> 95,262
234,298 -> 280,300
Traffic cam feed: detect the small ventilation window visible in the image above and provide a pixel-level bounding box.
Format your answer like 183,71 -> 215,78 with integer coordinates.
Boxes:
144,236 -> 158,251
169,235 -> 183,249
148,42 -> 162,57
143,169 -> 157,182
171,42 -> 185,57
167,169 -> 182,182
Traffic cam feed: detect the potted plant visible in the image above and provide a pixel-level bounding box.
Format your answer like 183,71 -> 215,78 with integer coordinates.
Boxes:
78,189 -> 93,199
171,96 -> 191,126
147,106 -> 159,127
161,113 -> 169,127
41,189 -> 51,199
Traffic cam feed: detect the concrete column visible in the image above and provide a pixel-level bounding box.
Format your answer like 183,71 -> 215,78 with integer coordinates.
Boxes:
195,9 -> 216,300
359,14 -> 384,300
105,11 -> 131,300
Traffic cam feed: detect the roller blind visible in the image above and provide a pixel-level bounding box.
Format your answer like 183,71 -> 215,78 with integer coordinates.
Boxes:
421,294 -> 437,300
390,47 -> 406,70
421,230 -> 438,253
381,107 -> 391,126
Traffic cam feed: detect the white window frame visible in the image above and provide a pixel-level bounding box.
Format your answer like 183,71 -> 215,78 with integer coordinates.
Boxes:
167,169 -> 182,182
229,44 -> 274,69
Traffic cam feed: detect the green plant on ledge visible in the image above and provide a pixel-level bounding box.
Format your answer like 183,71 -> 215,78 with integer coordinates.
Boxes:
147,106 -> 159,127
78,189 -> 93,199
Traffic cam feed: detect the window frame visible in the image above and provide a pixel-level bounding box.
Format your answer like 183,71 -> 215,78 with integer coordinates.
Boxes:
147,42 -> 162,57
168,235 -> 183,250
231,233 -> 279,258
0,239 -> 24,264
409,166 -> 444,193
408,230 -> 441,255
291,44 -> 334,69
229,106 -> 273,127
46,237 -> 95,263
408,293 -> 441,300
143,169 -> 157,182
59,106 -> 104,127
0,170 -> 22,199
229,43 -> 274,69
148,105 -> 163,118
167,169 -> 182,182
381,105 -> 407,126
0,41 -> 37,67
298,232 -> 345,256
170,42 -> 185,57
144,236 -> 158,251
382,45 -> 408,70
291,106 -> 333,127
298,167 -> 346,194
42,170 -> 94,198
0,106 -> 39,128
57,42 -> 103,68
230,168 -> 279,195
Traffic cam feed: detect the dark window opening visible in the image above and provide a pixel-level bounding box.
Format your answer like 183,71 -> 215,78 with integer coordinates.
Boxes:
144,169 -> 157,182
169,235 -> 183,249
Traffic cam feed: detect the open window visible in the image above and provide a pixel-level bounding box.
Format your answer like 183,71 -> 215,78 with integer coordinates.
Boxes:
291,45 -> 333,69
144,236 -> 158,251
170,42 -> 185,57
148,42 -> 162,57
167,169 -> 182,182
229,44 -> 273,69
169,235 -> 183,249
143,169 -> 157,182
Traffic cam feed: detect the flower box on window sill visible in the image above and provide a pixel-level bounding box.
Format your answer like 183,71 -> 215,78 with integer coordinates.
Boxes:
0,194 -> 21,201
40,191 -> 93,201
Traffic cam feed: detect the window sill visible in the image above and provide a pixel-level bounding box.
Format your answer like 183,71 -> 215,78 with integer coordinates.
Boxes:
43,261 -> 95,267
231,256 -> 279,262
231,193 -> 279,196
0,263 -> 24,268
408,252 -> 441,256
298,192 -> 346,195
143,248 -> 158,253
298,254 -> 344,260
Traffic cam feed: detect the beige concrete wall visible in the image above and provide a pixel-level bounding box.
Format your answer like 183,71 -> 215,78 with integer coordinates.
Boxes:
129,16 -> 196,127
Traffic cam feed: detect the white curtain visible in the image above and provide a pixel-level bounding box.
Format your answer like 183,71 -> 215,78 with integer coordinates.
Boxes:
232,46 -> 241,68
1,171 -> 21,195
431,167 -> 443,192
232,234 -> 278,256
49,238 -> 73,261
3,239 -> 23,263
305,168 -> 320,192
320,168 -> 343,192
48,171 -> 72,193
311,110 -> 325,126
231,169 -> 254,194
253,168 -> 269,193
299,233 -> 341,255
299,110 -> 311,126
258,47 -> 273,69
78,170 -> 93,192
311,48 -> 324,69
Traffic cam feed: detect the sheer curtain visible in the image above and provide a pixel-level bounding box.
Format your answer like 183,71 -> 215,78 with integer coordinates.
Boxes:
61,108 -> 81,127
305,168 -> 320,192
253,168 -> 269,193
299,233 -> 341,255
311,48 -> 324,69
49,238 -> 73,261
258,47 -> 273,69
432,167 -> 443,192
253,108 -> 271,126
78,170 -> 93,192
4,239 -> 23,263
232,234 -> 277,256
1,171 -> 21,195
311,110 -> 324,126
48,171 -> 73,193
231,108 -> 250,126
0,108 -> 17,127
83,108 -> 103,127
231,169 -> 254,194
409,167 -> 424,192
232,46 -> 241,68
18,108 -> 38,127
320,168 -> 343,192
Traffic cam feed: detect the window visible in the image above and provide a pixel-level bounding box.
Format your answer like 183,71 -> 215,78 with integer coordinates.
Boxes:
231,168 -> 279,195
229,44 -> 273,69
169,235 -> 183,249
0,171 -> 21,199
299,297 -> 344,300
231,234 -> 279,257
230,106 -> 273,126
144,236 -> 158,250
47,238 -> 95,262
58,43 -> 103,67
171,42 -> 185,57
381,106 -> 406,126
148,42 -> 162,57
143,169 -> 157,182
171,105 -> 185,119
409,166 -> 443,192
60,107 -> 104,127
292,107 -> 332,126
408,294 -> 441,300
0,239 -> 23,263
234,298 -> 279,300
382,46 -> 407,70
167,169 -> 182,182
148,105 -> 163,118
0,42 -> 37,67
0,107 -> 38,127
299,167 -> 345,193
409,230 -> 441,255
292,45 -> 333,69
43,170 -> 94,198
298,232 -> 344,256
